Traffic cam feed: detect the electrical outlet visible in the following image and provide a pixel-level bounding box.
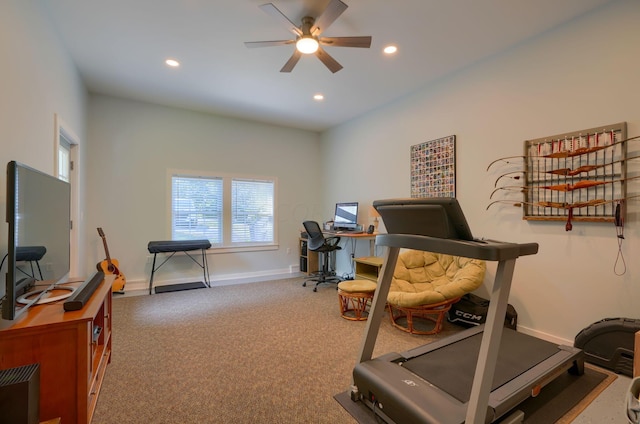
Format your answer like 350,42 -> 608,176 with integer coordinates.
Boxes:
286,247 -> 291,254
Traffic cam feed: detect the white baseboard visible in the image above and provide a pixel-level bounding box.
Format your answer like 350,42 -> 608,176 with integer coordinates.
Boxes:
516,324 -> 573,347
122,267 -> 304,295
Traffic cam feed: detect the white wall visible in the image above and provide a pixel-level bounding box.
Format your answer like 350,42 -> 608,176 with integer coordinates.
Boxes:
86,95 -> 321,288
0,1 -> 87,296
4,0 -> 638,344
321,0 -> 640,344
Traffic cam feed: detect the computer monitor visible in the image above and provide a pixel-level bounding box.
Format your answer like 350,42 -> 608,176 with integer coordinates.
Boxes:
333,202 -> 358,231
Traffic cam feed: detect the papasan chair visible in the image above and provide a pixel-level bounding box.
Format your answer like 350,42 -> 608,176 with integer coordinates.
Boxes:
387,249 -> 486,335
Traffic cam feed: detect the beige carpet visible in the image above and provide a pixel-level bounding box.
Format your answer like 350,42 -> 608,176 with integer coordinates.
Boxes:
91,277 -> 614,423
92,277 -> 457,423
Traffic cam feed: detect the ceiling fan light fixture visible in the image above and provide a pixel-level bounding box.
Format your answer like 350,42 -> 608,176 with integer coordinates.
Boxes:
296,36 -> 319,54
245,1 -> 372,72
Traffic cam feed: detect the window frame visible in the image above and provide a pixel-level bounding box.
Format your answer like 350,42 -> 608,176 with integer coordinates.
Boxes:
168,169 -> 278,253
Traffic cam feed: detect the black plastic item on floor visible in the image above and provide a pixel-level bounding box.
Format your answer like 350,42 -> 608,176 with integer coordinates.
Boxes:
154,281 -> 207,294
447,293 -> 518,330
574,317 -> 640,377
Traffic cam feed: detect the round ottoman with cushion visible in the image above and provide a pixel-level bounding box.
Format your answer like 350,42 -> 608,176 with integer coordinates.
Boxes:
337,280 -> 377,321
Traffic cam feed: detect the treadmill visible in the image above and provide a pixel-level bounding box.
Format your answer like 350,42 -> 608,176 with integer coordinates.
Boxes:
350,198 -> 583,424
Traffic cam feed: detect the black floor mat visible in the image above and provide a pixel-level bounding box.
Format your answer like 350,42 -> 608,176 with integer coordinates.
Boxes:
154,281 -> 207,294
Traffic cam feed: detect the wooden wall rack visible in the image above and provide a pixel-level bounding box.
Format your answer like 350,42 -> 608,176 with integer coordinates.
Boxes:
490,122 -> 631,227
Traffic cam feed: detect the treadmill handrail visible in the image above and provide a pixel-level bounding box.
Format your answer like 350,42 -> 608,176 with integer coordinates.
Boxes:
352,199 -> 541,423
353,236 -> 540,424
375,234 -> 538,262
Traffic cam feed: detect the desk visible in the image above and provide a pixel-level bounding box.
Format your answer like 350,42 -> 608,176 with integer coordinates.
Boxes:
332,232 -> 379,279
325,231 -> 378,257
299,232 -> 379,277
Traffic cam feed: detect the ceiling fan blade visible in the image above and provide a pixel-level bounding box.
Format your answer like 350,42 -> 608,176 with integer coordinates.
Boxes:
311,0 -> 348,36
280,50 -> 302,73
319,36 -> 372,48
259,3 -> 302,37
315,47 -> 343,73
244,40 -> 295,48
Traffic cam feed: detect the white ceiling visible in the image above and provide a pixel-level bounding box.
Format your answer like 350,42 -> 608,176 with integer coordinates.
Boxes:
40,0 -> 616,132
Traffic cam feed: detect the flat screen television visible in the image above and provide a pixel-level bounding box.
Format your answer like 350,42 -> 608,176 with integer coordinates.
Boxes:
333,202 -> 359,231
2,161 -> 71,320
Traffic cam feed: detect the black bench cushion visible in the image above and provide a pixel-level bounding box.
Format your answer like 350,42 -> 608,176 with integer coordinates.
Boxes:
147,240 -> 211,254
16,246 -> 47,261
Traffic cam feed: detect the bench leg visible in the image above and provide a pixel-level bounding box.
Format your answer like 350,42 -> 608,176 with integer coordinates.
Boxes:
149,253 -> 158,294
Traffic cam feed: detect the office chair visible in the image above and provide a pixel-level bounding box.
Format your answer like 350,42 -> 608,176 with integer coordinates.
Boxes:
302,220 -> 342,292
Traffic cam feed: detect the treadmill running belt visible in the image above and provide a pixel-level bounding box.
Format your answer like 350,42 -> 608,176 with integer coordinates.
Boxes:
401,329 -> 560,403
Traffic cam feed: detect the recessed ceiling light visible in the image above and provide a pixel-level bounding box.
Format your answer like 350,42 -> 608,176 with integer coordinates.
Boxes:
165,58 -> 180,67
383,45 -> 398,55
313,94 -> 324,101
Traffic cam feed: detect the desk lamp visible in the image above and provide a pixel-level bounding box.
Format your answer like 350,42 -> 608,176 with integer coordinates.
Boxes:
369,206 -> 381,231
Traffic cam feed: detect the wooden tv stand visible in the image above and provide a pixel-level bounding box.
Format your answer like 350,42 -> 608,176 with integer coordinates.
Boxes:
0,275 -> 114,424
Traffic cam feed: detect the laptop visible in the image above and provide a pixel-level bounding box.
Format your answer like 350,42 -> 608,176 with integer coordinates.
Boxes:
372,197 -> 475,241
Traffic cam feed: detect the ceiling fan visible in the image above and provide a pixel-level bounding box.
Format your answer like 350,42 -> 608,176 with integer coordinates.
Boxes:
244,0 -> 372,73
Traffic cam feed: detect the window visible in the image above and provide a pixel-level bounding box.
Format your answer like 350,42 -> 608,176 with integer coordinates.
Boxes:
171,172 -> 276,250
172,176 -> 223,243
54,114 -> 80,276
231,179 -> 274,243
57,134 -> 71,182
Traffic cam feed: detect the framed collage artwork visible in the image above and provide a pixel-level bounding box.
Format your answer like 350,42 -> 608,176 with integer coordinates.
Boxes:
410,135 -> 456,198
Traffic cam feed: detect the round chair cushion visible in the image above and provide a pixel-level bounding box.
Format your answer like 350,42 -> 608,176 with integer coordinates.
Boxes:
338,279 -> 377,293
388,250 -> 485,308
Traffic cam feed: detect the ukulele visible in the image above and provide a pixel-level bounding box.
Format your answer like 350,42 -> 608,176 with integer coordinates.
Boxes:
97,227 -> 126,293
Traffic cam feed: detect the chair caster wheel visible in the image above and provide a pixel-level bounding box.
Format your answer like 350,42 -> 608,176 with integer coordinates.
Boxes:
303,282 -> 307,287
313,287 -> 317,292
